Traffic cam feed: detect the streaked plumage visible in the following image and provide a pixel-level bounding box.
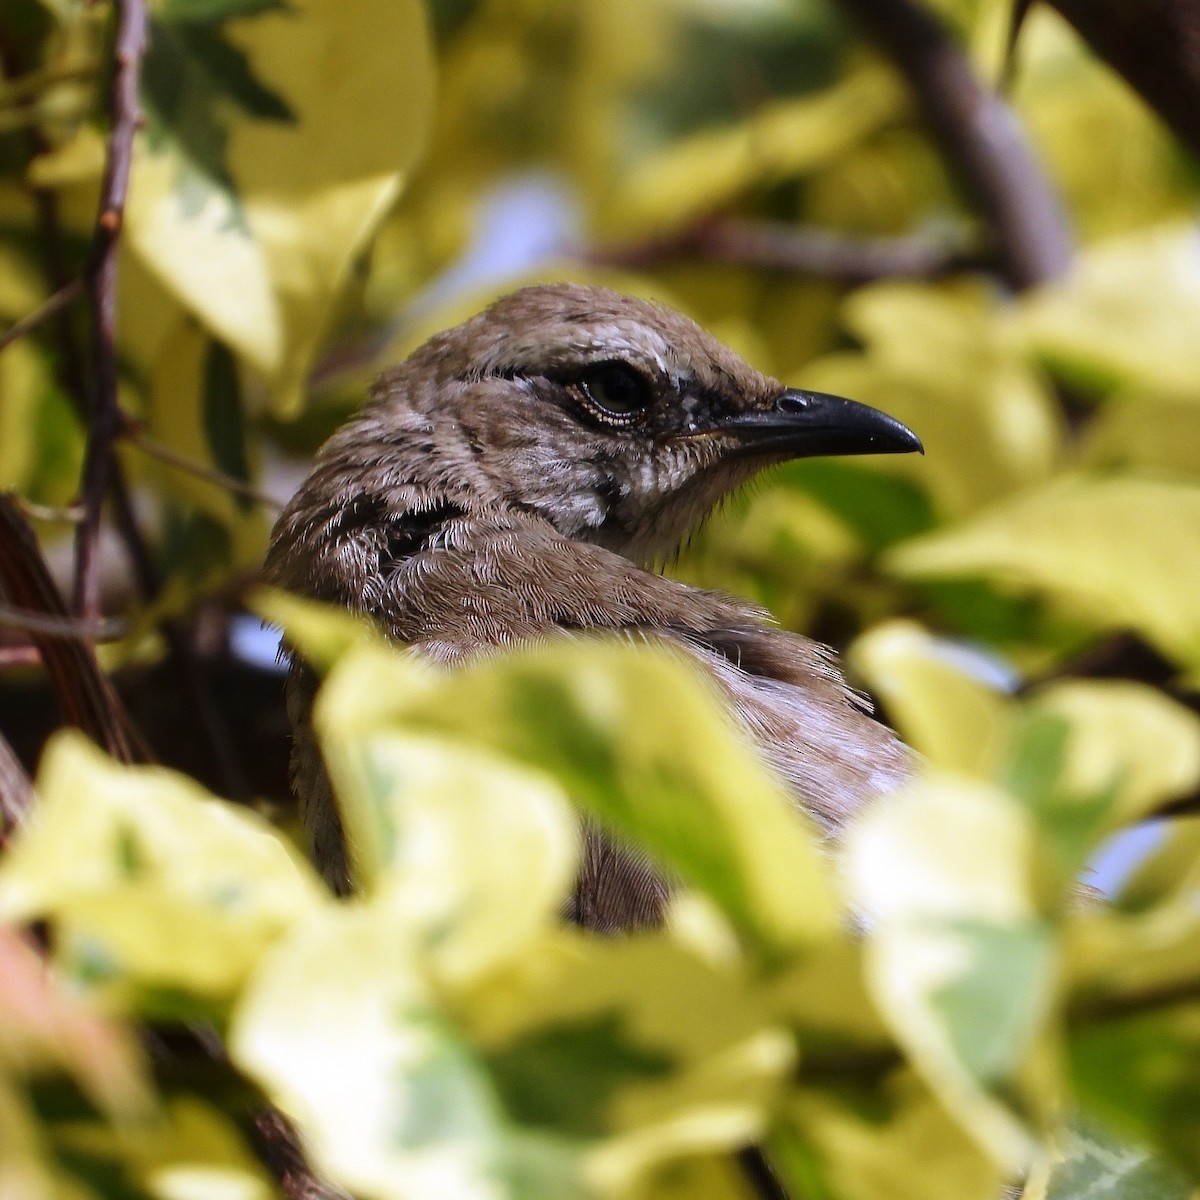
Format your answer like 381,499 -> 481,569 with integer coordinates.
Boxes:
267,283 -> 922,928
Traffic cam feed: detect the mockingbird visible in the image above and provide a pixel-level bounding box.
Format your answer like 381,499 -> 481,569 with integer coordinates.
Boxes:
267,283 -> 922,930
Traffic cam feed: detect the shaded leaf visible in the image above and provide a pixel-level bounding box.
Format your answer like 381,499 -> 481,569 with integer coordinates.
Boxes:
886,476 -> 1200,670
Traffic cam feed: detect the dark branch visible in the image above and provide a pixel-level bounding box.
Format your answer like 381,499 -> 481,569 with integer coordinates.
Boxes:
0,601 -> 126,640
0,278 -> 84,355
1045,0 -> 1200,162
0,494 -> 135,762
595,217 -> 990,283
73,0 -> 147,621
834,0 -> 1072,291
128,429 -> 286,510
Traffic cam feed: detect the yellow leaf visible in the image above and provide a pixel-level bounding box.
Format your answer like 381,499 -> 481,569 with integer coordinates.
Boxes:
849,620 -> 1013,776
231,903 -> 529,1200
801,283 -> 1062,517
125,1097 -> 276,1200
0,244 -> 44,319
138,321 -> 270,564
606,68 -> 902,235
0,341 -> 50,492
1080,392 -> 1200,480
126,0 -> 435,414
320,729 -> 579,987
845,774 -> 1053,1171
885,476 -> 1200,669
469,932 -> 791,1195
27,126 -> 107,189
640,1152 -> 757,1200
783,1069 -> 1003,1200
1020,221 -> 1200,395
0,732 -> 325,1005
311,637 -> 839,958
252,586 -> 381,675
1028,681 -> 1200,828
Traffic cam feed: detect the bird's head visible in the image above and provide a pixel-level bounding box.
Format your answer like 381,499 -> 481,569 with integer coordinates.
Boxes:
376,283 -> 922,564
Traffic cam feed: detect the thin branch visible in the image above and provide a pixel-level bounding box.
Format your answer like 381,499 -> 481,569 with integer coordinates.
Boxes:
1144,789 -> 1200,821
3,8 -> 249,801
0,495 -> 135,762
251,1109 -> 353,1200
834,0 -> 1072,291
737,1147 -> 794,1200
127,430 -> 286,510
0,645 -> 42,667
0,278 -> 84,355
594,216 -> 990,282
1070,977 -> 1200,1025
0,60 -> 98,110
73,0 -> 147,622
0,600 -> 126,641
13,497 -> 86,524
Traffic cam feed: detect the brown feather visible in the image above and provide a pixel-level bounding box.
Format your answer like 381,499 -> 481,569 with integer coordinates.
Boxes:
266,283 -> 917,928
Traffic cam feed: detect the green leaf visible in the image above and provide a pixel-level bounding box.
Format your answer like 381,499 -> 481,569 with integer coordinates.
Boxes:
846,774 -> 1056,1169
142,5 -> 295,216
485,1013 -> 672,1137
783,459 -> 937,553
931,918 -> 1056,1087
1068,1013 -> 1200,1178
202,338 -> 252,512
1033,1117 -> 1196,1200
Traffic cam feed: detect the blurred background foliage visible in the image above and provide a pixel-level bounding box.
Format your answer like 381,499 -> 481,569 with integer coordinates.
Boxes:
2,0 -> 1200,1197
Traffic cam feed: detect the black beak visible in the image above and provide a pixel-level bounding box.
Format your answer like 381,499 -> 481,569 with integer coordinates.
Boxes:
716,389 -> 923,459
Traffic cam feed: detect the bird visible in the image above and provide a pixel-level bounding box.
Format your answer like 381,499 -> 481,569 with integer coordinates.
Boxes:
266,282 -> 923,931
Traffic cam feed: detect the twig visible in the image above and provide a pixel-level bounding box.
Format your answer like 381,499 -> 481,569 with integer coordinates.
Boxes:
1070,977 -> 1200,1025
109,479 -> 254,802
251,1109 -> 353,1200
0,495 -> 135,762
737,1147 -> 794,1200
0,600 -> 127,640
0,278 -> 84,355
834,0 -> 1072,291
0,60 -> 98,110
73,0 -> 147,622
13,497 -> 86,524
4,7 -> 249,801
127,430 -> 285,509
595,216 -> 990,282
0,645 -> 42,667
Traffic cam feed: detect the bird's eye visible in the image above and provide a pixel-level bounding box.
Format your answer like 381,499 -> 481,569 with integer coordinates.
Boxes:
578,362 -> 651,421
